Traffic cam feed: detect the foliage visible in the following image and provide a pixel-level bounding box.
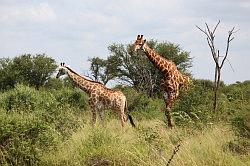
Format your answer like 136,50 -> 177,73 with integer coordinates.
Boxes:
118,86 -> 164,120
0,84 -> 88,165
227,111 -> 250,155
42,121 -> 249,166
0,84 -> 37,112
0,110 -> 61,165
0,51 -> 249,165
0,80 -> 249,165
89,40 -> 192,95
0,54 -> 57,90
0,58 -> 16,90
223,80 -> 250,102
51,87 -> 89,110
172,79 -> 214,125
88,57 -> 111,85
44,78 -> 64,90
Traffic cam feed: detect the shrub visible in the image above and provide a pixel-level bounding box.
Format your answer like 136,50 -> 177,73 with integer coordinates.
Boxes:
0,84 -> 38,112
172,79 -> 215,126
120,86 -> 164,120
224,110 -> 250,155
0,110 -> 60,165
0,85 -> 89,165
232,115 -> 250,139
51,88 -> 89,110
44,78 -> 64,90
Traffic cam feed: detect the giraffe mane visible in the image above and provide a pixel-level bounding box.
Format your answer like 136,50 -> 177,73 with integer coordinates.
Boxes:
65,66 -> 103,85
65,66 -> 119,92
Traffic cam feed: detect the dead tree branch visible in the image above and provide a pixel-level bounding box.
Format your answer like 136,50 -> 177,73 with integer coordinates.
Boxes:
196,21 -> 236,111
166,143 -> 181,166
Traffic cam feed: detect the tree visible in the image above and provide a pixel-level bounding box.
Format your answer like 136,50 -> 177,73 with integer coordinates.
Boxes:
196,20 -> 236,111
88,57 -> 115,85
89,40 -> 192,96
0,54 -> 57,90
0,58 -> 17,90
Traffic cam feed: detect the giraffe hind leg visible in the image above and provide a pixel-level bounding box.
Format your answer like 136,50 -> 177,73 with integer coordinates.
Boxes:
163,92 -> 175,128
165,107 -> 174,128
120,113 -> 125,127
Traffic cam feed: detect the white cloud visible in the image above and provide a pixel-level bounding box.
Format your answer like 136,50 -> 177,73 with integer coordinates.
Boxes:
0,0 -> 249,84
0,3 -> 56,23
239,1 -> 250,8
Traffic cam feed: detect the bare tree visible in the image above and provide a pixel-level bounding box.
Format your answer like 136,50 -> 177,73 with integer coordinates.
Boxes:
196,20 -> 237,111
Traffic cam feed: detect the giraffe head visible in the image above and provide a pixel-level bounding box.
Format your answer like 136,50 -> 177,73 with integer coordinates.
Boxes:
56,63 -> 67,78
134,35 -> 146,52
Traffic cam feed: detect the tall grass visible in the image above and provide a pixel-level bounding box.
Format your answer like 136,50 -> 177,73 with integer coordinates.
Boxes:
42,119 -> 249,166
0,82 -> 249,165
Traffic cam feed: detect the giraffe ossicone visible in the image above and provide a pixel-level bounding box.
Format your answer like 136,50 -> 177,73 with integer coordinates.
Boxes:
56,63 -> 135,127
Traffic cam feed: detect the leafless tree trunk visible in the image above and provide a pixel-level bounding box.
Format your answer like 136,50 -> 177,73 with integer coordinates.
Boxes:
196,20 -> 236,111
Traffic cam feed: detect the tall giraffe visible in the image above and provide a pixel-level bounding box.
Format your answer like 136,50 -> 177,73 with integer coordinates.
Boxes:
134,35 -> 191,128
56,63 -> 135,127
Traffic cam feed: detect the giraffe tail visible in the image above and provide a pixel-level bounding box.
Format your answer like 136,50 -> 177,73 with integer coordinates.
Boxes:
128,114 -> 136,127
125,100 -> 136,127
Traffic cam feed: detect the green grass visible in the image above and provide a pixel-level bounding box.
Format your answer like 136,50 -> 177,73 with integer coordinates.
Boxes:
0,82 -> 249,165
41,118 -> 249,166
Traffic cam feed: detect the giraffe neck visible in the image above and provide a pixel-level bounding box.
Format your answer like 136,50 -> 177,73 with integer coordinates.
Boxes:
143,44 -> 176,75
65,67 -> 99,94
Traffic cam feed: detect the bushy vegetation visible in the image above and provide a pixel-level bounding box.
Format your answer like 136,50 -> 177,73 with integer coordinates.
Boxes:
88,40 -> 192,95
0,54 -> 57,90
42,121 -> 249,166
0,84 -> 88,165
0,79 -> 249,165
0,55 -> 249,165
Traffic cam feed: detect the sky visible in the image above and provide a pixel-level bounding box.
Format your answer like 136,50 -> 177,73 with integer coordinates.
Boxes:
0,0 -> 249,86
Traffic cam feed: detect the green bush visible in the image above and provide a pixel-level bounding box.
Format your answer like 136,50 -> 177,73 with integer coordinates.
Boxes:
120,86 -> 164,120
172,79 -> 214,126
0,80 -> 249,165
0,84 -> 38,112
51,88 -> 89,110
232,115 -> 250,139
223,81 -> 250,102
44,78 -> 64,90
0,110 -> 60,165
0,85 -> 89,165
223,103 -> 250,155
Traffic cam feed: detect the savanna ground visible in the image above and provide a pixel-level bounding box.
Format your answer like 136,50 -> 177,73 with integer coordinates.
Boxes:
0,80 -> 249,166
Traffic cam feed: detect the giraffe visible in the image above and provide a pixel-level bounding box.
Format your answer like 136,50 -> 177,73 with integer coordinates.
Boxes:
56,63 -> 135,127
134,35 -> 191,128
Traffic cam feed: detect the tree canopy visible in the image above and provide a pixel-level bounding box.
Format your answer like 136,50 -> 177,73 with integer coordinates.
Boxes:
89,40 -> 192,96
0,54 -> 57,90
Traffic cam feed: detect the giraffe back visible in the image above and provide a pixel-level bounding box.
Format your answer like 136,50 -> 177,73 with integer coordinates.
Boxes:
89,84 -> 126,111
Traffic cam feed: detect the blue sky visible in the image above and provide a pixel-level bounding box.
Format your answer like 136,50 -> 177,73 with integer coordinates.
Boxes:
0,0 -> 249,86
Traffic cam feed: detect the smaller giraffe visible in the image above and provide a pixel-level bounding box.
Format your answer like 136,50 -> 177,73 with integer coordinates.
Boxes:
134,35 -> 191,128
56,63 -> 135,127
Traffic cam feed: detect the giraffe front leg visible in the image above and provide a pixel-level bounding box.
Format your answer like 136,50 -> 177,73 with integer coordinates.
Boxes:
89,99 -> 97,127
91,109 -> 97,127
163,92 -> 175,128
98,109 -> 105,127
